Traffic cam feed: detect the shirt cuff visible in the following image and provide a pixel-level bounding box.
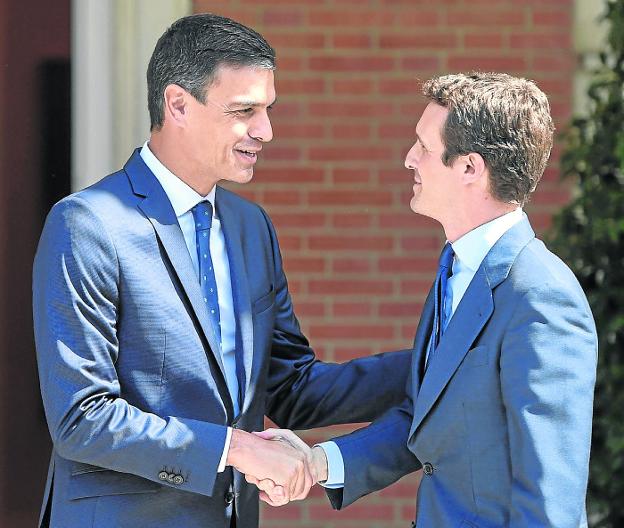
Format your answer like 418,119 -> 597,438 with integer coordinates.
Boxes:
315,441 -> 345,488
218,427 -> 233,473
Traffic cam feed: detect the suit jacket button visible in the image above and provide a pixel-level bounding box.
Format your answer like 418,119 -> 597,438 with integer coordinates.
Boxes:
158,471 -> 169,481
423,462 -> 434,475
173,475 -> 184,485
225,491 -> 235,505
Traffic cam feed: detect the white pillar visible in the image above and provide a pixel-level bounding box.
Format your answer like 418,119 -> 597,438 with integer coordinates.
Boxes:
71,0 -> 191,190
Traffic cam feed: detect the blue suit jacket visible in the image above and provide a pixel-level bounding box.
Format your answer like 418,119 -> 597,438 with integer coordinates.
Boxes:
327,218 -> 597,527
33,150 -> 411,528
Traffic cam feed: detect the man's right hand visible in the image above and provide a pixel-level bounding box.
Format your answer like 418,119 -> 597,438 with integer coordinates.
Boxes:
226,428 -> 316,505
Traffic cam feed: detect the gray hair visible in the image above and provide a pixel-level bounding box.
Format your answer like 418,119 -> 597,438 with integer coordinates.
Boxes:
147,13 -> 275,130
422,72 -> 554,206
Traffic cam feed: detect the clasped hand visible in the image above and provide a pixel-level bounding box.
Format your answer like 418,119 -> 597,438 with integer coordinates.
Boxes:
228,428 -> 327,506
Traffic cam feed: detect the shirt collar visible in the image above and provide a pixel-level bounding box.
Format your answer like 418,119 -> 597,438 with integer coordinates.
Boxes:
451,208 -> 524,272
140,140 -> 216,218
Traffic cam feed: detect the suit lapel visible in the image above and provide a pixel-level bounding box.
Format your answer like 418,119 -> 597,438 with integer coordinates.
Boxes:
123,150 -> 227,379
409,286 -> 435,396
409,216 -> 536,437
410,269 -> 493,436
215,188 -> 254,413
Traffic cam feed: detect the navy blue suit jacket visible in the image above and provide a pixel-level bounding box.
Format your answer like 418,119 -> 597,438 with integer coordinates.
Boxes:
33,150 -> 410,528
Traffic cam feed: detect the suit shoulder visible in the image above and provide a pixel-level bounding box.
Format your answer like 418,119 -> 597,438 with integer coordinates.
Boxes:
48,170 -> 135,220
508,238 -> 588,306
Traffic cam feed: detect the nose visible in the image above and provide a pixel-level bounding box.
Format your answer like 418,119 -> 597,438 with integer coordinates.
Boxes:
249,111 -> 273,143
405,143 -> 418,169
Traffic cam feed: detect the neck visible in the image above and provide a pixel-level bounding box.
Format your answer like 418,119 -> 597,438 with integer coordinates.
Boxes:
442,200 -> 518,243
148,132 -> 217,196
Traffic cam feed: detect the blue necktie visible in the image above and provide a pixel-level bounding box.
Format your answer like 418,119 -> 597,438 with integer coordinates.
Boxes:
426,243 -> 454,368
192,201 -> 221,343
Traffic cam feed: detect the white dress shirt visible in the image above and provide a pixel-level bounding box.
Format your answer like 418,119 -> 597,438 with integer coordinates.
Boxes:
140,142 -> 236,471
318,207 -> 525,487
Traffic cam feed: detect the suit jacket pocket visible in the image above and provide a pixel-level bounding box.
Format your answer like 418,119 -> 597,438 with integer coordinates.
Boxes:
461,345 -> 489,368
252,286 -> 275,315
68,467 -> 161,500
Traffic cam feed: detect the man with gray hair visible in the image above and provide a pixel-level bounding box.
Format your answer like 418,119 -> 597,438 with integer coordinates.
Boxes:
258,73 -> 598,527
32,13 -> 410,528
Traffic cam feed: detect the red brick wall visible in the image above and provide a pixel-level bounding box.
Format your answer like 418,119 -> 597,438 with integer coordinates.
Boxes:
194,1 -> 574,526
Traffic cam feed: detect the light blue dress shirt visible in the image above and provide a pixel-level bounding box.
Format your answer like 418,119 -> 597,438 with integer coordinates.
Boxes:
319,208 -> 525,487
140,142 -> 236,470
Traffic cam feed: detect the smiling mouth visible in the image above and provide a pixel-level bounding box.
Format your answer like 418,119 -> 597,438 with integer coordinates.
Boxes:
235,149 -> 259,163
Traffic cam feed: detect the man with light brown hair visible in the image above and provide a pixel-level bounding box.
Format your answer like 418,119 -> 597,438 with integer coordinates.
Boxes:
257,73 -> 597,527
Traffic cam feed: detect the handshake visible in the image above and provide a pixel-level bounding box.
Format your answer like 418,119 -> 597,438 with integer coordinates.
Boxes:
226,428 -> 328,506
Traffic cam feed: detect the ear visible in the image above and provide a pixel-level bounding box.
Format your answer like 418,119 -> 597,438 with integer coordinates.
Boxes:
460,152 -> 487,186
163,84 -> 189,127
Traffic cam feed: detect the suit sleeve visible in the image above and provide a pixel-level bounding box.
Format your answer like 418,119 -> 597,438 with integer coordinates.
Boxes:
33,197 -> 227,497
500,282 -> 597,527
324,360 -> 421,509
256,207 -> 412,429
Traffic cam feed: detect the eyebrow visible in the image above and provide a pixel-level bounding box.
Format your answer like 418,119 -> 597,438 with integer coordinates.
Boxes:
228,98 -> 277,109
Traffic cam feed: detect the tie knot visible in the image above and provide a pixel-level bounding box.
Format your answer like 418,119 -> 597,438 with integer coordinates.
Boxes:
192,201 -> 213,231
438,243 -> 454,272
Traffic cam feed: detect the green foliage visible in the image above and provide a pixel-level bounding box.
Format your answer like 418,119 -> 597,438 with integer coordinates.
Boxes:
550,1 -> 624,525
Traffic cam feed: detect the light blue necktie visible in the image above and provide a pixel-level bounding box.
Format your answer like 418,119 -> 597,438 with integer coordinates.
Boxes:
192,201 -> 221,342
426,243 -> 454,368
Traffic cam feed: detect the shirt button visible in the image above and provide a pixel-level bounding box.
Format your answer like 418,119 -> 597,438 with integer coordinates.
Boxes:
225,491 -> 235,505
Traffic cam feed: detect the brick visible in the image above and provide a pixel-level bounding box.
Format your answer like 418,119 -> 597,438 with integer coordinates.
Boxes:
395,11 -> 441,27
309,324 -> 394,340
532,9 -> 572,27
447,9 -> 525,26
269,102 -> 302,118
401,56 -> 442,71
271,213 -> 326,229
333,302 -> 373,317
510,33 -> 572,49
262,146 -> 302,162
255,167 -> 324,184
379,121 -> 417,139
379,78 -> 421,96
309,102 -> 394,118
263,189 -> 302,205
261,503 -> 303,520
380,257 -> 438,273
379,212 -> 438,229
276,78 -> 326,95
447,55 -> 528,71
308,10 -> 396,27
273,122 -> 325,139
282,256 -> 326,273
309,235 -> 393,251
332,168 -> 372,185
310,190 -> 393,206
276,235 -> 302,250
309,279 -> 393,295
266,32 -> 326,49
276,56 -> 304,72
332,212 -> 373,228
333,258 -> 373,273
262,9 -> 304,26
464,33 -> 505,49
309,146 -> 393,162
401,279 -> 435,295
310,56 -> 395,72
333,78 -> 375,95
401,235 -> 445,251
331,123 -> 373,141
380,302 -> 423,317
333,34 -> 373,48
380,34 -> 459,49
289,301 -> 325,317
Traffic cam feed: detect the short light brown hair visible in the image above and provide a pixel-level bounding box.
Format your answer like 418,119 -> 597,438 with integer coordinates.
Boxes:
422,72 -> 554,206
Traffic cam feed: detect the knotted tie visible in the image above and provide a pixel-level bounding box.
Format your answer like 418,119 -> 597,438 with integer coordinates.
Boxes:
426,243 -> 454,368
192,201 -> 221,342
